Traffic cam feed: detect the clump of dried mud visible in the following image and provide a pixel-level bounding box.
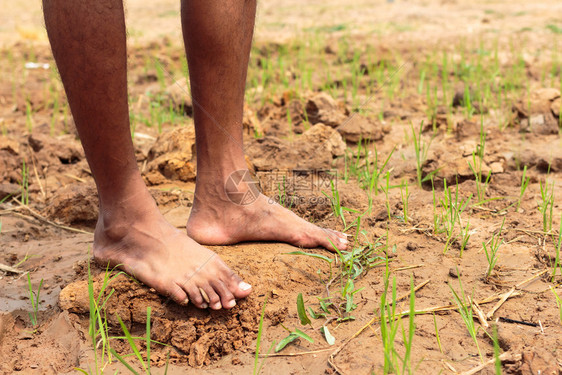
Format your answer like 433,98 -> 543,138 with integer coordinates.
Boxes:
59,272 -> 260,367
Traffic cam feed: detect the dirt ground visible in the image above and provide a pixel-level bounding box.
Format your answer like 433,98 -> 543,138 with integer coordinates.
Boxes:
1,0 -> 562,374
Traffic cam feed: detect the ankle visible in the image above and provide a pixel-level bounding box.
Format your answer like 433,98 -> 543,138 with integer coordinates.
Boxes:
96,192 -> 159,238
193,168 -> 260,209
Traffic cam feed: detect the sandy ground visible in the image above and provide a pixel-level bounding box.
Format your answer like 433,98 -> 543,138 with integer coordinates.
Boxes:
1,0 -> 562,374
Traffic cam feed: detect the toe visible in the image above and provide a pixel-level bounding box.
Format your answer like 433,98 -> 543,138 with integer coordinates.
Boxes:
211,280 -> 236,309
215,260 -> 252,299
222,270 -> 252,299
321,228 -> 349,252
169,282 -> 189,306
200,286 -> 222,310
184,284 -> 208,309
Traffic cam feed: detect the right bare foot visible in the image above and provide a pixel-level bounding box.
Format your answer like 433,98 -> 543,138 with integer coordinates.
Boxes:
92,190 -> 251,310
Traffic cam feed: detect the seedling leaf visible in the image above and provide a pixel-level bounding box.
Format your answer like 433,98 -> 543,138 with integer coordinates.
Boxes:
275,334 -> 299,352
297,293 -> 311,326
321,326 -> 336,345
293,328 -> 314,343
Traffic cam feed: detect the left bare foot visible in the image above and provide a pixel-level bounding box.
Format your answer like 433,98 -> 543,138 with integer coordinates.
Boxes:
186,170 -> 348,252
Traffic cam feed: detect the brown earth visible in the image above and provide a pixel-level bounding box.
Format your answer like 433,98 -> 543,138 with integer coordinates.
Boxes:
2,0 -> 562,374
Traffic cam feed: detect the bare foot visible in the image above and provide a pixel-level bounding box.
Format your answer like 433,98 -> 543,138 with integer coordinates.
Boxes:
186,171 -> 349,251
93,191 -> 251,310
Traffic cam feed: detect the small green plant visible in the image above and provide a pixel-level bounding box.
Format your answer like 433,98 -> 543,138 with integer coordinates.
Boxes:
379,262 -> 416,374
323,180 -> 360,230
380,261 -> 400,374
551,215 -> 562,282
547,24 -> 562,34
287,238 -> 385,323
343,142 -> 394,206
411,121 -> 433,188
25,99 -> 34,133
438,179 -> 472,254
276,175 -> 294,209
367,145 -> 395,202
468,151 -> 492,204
492,325 -> 502,375
483,218 -> 505,277
459,218 -> 471,257
400,180 -> 410,224
110,308 -> 155,374
253,297 -> 273,375
78,261 -> 126,374
275,294 -> 314,352
517,166 -> 530,210
400,277 -> 416,374
27,273 -> 43,329
449,275 -> 483,362
468,120 -> 492,203
432,313 -> 443,354
550,287 -> 562,325
323,180 -> 344,226
538,179 -> 555,233
275,327 -> 314,352
153,58 -> 167,90
20,160 -> 29,206
384,172 -> 392,221
338,278 -> 364,322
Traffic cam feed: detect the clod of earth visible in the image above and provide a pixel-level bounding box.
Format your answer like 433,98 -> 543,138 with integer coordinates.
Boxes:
514,88 -> 561,135
336,114 -> 384,143
305,92 -> 348,127
245,123 -> 345,171
58,273 -> 260,367
44,182 -> 99,227
145,126 -> 197,184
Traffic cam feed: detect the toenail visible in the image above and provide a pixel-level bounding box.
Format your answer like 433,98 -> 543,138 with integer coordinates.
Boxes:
226,300 -> 236,308
181,298 -> 189,306
201,303 -> 208,309
339,237 -> 348,244
239,282 -> 252,291
213,302 -> 222,310
199,288 -> 211,304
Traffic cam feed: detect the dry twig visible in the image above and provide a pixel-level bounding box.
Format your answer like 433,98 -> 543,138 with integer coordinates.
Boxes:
0,263 -> 24,274
0,202 -> 93,235
459,352 -> 521,375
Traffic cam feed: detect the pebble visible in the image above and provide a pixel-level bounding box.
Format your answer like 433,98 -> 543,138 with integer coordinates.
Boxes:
449,268 -> 461,278
406,242 -> 418,251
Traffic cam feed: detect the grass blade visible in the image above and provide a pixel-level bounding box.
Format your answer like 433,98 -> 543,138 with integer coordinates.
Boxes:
146,306 -> 151,373
253,297 -> 268,375
110,348 -> 140,375
285,251 -> 333,263
116,314 -> 147,373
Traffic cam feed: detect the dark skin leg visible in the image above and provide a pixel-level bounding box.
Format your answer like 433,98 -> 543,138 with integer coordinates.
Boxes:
182,0 -> 349,251
43,0 -> 251,310
43,0 -> 347,310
